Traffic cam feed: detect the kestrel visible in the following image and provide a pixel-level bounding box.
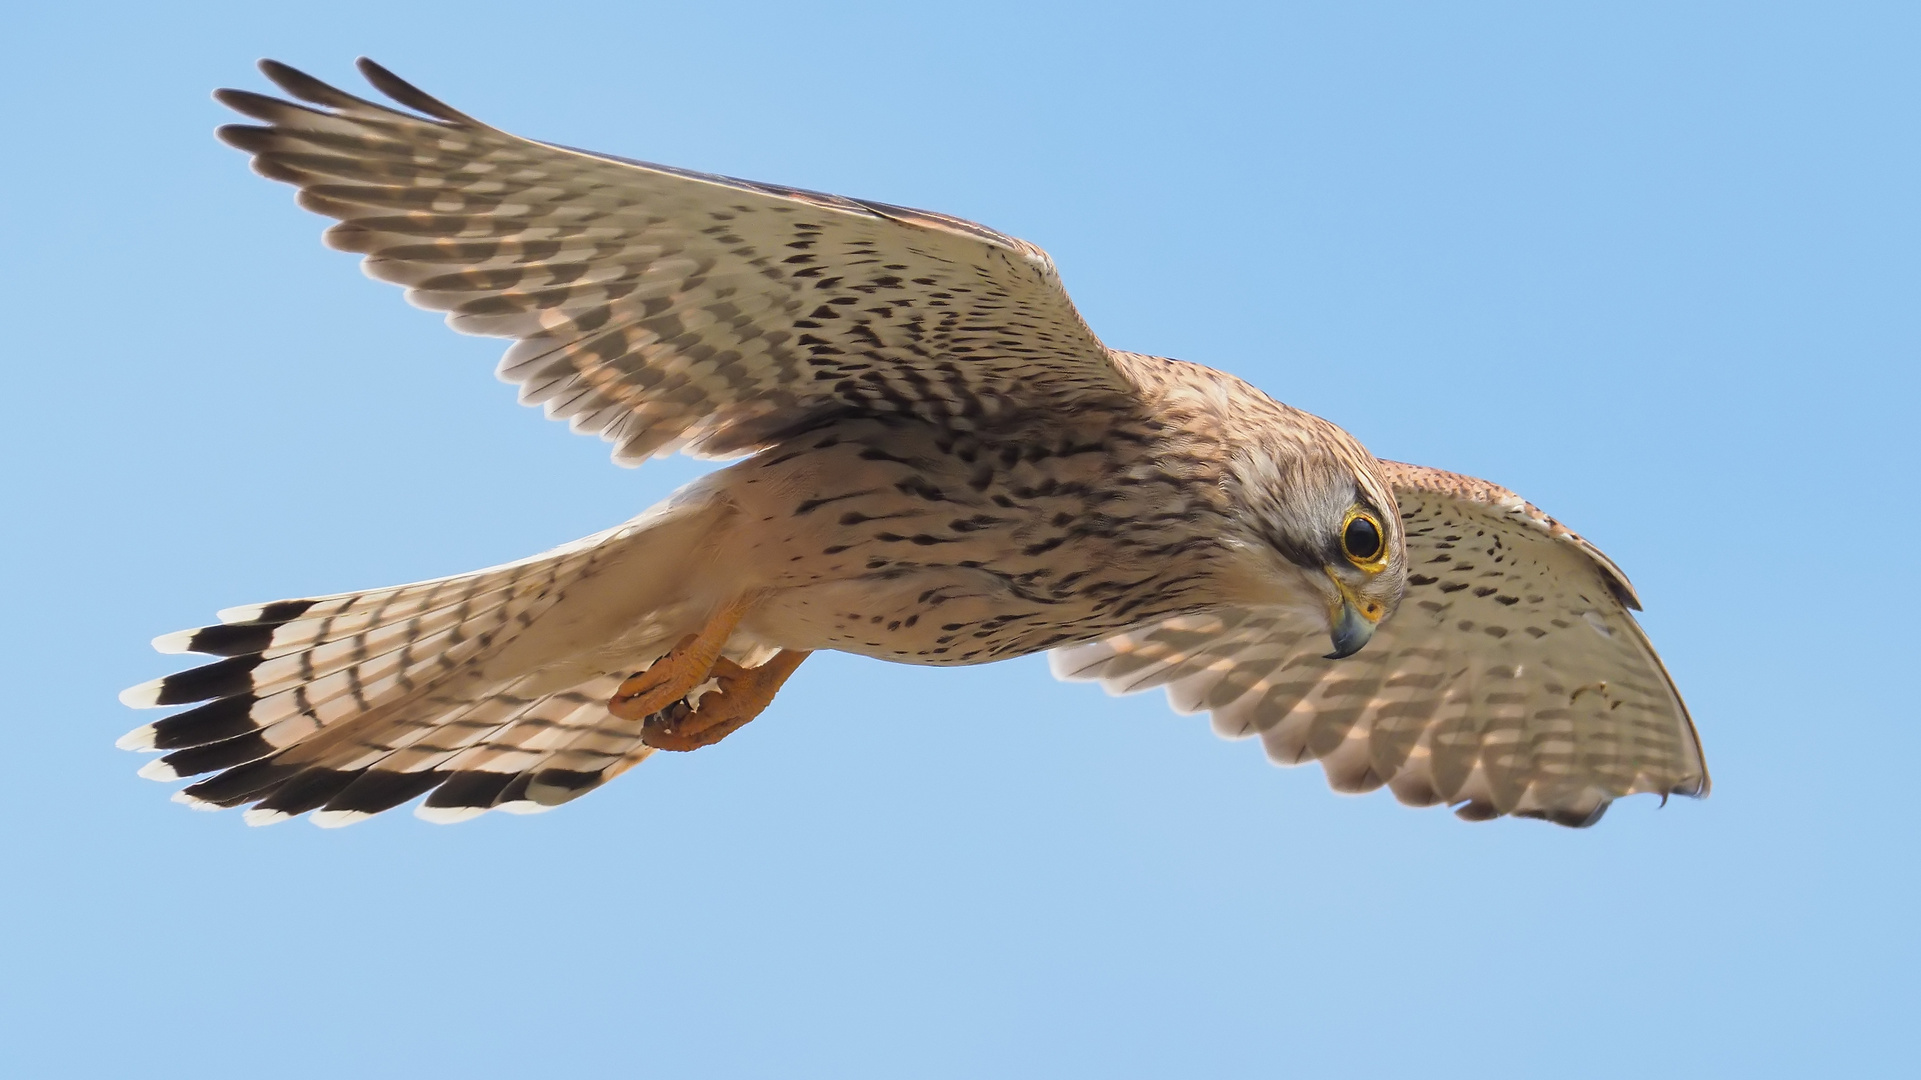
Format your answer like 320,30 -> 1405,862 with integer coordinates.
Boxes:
119,59 -> 1708,829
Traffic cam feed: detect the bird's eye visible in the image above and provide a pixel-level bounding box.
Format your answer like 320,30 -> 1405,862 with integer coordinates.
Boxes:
1341,512 -> 1385,567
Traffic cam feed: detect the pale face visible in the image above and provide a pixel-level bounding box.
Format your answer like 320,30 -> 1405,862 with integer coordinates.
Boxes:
1225,448 -> 1408,658
1317,497 -> 1407,656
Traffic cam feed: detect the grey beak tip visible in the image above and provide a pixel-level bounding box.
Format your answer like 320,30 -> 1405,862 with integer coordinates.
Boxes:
1325,603 -> 1375,660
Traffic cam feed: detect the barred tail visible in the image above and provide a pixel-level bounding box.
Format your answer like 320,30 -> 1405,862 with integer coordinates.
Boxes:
119,492 -> 733,825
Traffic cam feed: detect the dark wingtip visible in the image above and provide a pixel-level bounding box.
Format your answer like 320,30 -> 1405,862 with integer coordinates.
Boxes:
215,123 -> 272,152
213,86 -> 321,122
256,58 -> 308,92
259,58 -> 363,110
354,57 -> 478,125
1513,799 -> 1612,828
1451,799 -> 1501,822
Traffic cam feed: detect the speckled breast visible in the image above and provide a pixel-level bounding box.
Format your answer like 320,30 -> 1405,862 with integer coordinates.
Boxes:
720,416 -> 1236,665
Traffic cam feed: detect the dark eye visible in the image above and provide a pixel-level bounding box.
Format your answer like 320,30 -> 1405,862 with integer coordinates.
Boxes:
1342,514 -> 1383,564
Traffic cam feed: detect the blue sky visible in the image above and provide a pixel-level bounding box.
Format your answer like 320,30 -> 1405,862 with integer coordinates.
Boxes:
2,2 -> 1914,1076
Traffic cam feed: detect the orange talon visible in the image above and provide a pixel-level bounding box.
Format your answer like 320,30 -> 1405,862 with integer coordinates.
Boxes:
608,596 -> 753,721
641,649 -> 811,752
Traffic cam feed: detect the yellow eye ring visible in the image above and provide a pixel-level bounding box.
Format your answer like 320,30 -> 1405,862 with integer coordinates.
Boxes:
1340,508 -> 1388,571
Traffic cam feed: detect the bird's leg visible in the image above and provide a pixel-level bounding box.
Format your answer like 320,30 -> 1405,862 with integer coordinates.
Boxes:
608,595 -> 755,722
640,650 -> 811,752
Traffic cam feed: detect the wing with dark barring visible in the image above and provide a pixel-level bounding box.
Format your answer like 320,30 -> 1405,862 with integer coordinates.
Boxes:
217,59 -> 1134,463
1052,461 -> 1708,827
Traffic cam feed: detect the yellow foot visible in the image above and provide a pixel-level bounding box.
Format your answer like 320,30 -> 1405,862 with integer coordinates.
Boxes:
608,596 -> 754,722
640,650 -> 810,752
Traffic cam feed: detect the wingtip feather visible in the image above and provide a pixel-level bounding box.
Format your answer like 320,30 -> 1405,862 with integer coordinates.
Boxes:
353,57 -> 478,125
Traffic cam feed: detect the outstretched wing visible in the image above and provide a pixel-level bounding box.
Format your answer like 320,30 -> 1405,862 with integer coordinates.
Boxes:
1051,461 -> 1707,827
216,58 -> 1132,463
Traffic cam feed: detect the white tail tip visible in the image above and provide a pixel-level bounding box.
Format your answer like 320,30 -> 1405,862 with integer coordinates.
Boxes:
242,808 -> 292,827
171,790 -> 222,812
151,628 -> 199,654
137,758 -> 179,782
117,726 -> 158,752
119,679 -> 166,709
311,810 -> 372,829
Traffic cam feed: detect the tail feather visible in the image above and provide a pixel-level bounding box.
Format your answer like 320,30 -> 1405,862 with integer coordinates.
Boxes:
417,771 -> 521,823
305,673 -> 647,825
409,686 -> 661,825
123,487 -> 739,824
440,674 -> 657,813
120,522 -> 691,824
173,757 -> 303,809
183,522 -> 635,653
127,575 -> 582,783
244,768 -> 366,825
150,599 -> 317,656
125,551 -> 590,708
282,676 -> 661,828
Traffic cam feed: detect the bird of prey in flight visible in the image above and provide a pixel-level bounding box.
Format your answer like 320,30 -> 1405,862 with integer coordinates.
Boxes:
119,59 -> 1708,829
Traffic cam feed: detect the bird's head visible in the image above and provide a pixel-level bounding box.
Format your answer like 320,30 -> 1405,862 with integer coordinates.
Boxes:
1218,411 -> 1407,659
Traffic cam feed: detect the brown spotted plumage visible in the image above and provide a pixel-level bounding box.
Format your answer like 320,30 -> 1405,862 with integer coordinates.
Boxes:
119,59 -> 1707,829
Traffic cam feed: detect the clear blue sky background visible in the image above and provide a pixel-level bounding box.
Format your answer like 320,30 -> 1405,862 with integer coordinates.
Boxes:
2,2 -> 1914,1076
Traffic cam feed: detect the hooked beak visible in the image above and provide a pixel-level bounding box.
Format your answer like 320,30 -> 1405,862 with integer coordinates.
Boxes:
1323,572 -> 1383,660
